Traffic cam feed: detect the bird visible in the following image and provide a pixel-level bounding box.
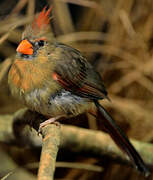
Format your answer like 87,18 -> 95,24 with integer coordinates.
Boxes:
8,7 -> 150,176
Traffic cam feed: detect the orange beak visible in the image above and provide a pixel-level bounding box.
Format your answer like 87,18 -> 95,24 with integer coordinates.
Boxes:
16,39 -> 33,55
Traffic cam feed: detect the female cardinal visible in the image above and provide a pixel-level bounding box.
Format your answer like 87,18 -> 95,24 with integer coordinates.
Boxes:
8,7 -> 149,176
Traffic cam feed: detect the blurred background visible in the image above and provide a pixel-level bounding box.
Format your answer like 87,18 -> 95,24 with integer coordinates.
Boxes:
0,0 -> 153,179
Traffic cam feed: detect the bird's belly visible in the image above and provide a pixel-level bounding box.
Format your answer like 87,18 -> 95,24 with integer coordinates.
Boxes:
24,88 -> 92,117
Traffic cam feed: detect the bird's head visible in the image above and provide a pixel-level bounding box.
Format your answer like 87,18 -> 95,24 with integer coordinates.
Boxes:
16,7 -> 53,59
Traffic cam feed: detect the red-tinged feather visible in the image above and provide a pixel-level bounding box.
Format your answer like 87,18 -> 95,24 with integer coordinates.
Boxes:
52,72 -> 70,89
52,72 -> 58,81
53,72 -> 106,99
32,6 -> 52,31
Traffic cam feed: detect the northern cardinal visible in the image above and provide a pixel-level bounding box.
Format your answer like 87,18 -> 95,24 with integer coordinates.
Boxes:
8,7 -> 150,176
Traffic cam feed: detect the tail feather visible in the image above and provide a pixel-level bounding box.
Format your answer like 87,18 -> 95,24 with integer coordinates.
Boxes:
94,100 -> 150,177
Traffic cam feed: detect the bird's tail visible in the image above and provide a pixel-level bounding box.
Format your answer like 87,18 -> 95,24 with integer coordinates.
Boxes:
94,100 -> 150,177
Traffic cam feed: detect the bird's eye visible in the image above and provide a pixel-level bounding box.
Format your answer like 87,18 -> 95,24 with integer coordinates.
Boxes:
38,40 -> 44,47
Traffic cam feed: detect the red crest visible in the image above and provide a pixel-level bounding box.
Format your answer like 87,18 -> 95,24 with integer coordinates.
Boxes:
32,6 -> 52,31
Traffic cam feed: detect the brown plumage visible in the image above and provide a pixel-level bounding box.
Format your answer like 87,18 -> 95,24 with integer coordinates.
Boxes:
8,7 -> 150,176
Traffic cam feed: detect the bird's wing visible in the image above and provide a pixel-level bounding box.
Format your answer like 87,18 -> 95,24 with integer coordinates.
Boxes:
52,43 -> 108,100
51,44 -> 150,176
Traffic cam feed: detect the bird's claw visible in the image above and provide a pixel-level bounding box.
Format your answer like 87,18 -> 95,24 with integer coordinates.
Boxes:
37,116 -> 62,135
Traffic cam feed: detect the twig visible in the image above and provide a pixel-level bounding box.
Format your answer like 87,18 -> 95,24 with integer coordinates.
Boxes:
53,0 -> 75,34
38,124 -> 61,180
27,0 -> 35,17
25,161 -> 103,172
0,148 -> 36,180
56,162 -> 103,172
0,16 -> 33,34
56,31 -> 109,43
59,0 -> 98,8
1,171 -> 14,180
10,0 -> 28,15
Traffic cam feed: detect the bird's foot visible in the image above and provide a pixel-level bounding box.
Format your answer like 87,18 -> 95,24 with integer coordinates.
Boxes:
38,115 -> 62,135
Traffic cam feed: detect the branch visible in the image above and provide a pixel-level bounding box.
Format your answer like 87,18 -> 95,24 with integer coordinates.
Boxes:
60,125 -> 153,168
0,108 -> 153,171
38,124 -> 60,180
12,108 -> 61,180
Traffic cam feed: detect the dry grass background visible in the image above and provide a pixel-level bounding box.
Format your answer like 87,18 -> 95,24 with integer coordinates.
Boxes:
0,0 -> 153,179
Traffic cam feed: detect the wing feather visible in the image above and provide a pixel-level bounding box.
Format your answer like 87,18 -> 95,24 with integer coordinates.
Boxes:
52,43 -> 108,100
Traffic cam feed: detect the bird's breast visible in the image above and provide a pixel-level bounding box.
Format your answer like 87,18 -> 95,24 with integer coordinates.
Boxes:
9,59 -> 45,91
8,59 -> 59,100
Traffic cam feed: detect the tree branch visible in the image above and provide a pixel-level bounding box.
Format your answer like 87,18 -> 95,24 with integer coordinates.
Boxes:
0,108 -> 153,172
12,108 -> 61,180
38,124 -> 60,180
